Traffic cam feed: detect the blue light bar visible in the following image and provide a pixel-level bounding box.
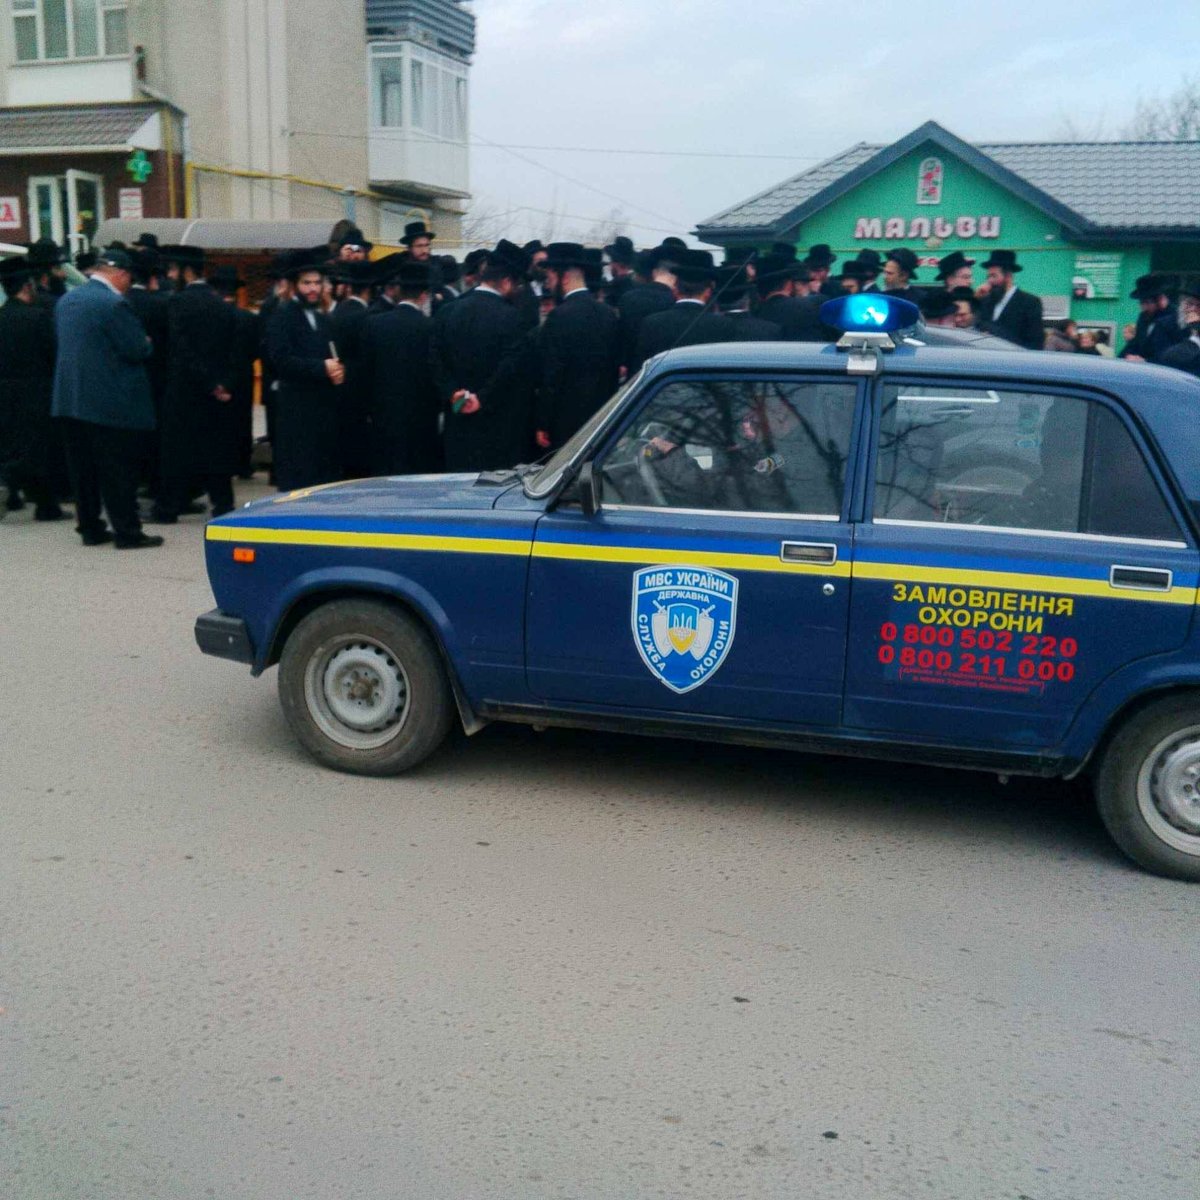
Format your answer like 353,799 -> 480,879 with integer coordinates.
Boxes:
820,293 -> 920,334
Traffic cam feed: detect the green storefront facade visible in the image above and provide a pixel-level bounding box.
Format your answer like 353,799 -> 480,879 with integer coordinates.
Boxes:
696,121 -> 1200,340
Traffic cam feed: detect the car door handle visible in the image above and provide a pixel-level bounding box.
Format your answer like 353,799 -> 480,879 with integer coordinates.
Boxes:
1109,564 -> 1173,592
780,541 -> 838,565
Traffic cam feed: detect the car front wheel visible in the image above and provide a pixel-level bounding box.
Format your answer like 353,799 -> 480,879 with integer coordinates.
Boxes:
278,598 -> 454,776
1096,694 -> 1200,881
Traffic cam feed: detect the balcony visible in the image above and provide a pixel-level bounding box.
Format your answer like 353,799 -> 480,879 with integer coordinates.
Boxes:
368,42 -> 469,199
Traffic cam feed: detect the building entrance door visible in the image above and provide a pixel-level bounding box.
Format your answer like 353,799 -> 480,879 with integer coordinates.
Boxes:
65,169 -> 104,255
28,175 -> 65,245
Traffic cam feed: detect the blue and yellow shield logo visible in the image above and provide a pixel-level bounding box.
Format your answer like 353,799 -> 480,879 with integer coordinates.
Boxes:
631,566 -> 739,694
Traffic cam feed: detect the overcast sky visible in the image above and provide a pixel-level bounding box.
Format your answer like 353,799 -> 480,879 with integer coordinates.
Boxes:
465,0 -> 1197,247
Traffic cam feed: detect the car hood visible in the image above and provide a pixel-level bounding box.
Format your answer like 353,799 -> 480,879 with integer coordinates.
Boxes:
217,474 -> 518,524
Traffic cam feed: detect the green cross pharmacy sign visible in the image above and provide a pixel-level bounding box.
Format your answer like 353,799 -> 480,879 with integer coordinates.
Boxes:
125,150 -> 153,184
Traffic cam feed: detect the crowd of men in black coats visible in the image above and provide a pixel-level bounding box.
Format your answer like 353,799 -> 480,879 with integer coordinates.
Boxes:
11,217 -> 1187,551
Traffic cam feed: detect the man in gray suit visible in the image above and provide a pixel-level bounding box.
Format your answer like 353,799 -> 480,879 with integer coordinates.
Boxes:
52,247 -> 162,549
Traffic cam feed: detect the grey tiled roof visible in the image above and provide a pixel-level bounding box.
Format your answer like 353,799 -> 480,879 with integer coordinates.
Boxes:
0,102 -> 159,150
698,138 -> 1200,236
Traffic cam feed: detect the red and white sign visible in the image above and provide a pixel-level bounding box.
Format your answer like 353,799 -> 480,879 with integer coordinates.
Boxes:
118,188 -> 144,221
0,196 -> 21,231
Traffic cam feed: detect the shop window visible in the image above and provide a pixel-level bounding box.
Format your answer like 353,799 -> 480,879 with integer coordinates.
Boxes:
10,0 -> 127,61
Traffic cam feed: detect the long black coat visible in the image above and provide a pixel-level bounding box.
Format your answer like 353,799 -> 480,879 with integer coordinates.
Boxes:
330,297 -> 372,478
724,311 -> 782,341
1122,307 -> 1186,363
266,300 -> 342,491
0,297 -> 56,488
226,303 -> 260,473
618,281 -> 675,372
431,288 -> 533,472
755,294 -> 832,342
636,301 -> 736,365
536,290 -> 621,448
1160,335 -> 1200,379
979,287 -> 1044,351
365,303 -> 441,475
126,285 -> 170,414
164,282 -> 241,478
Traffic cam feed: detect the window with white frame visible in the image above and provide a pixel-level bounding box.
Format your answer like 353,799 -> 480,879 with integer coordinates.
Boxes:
12,0 -> 128,63
370,43 -> 467,141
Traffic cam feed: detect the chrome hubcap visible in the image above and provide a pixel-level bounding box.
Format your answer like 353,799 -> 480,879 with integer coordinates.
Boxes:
304,637 -> 410,750
1137,726 -> 1200,853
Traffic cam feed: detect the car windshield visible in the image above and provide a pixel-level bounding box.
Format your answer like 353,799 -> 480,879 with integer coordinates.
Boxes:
525,369 -> 644,497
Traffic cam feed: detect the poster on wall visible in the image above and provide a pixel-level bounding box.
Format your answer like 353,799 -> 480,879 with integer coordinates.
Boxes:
1072,252 -> 1123,300
118,188 -> 144,221
0,196 -> 21,230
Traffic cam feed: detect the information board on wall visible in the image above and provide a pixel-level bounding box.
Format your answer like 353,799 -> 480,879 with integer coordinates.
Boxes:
0,196 -> 21,230
1072,253 -> 1123,300
118,188 -> 145,221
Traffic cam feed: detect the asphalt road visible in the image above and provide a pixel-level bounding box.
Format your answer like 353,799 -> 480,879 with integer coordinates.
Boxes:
3,482 -> 1199,1200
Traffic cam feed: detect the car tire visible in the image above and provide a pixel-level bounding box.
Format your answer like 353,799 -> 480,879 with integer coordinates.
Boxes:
278,598 -> 454,777
1095,694 -> 1200,881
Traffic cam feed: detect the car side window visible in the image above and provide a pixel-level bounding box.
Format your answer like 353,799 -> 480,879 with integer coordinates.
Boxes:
874,384 -> 1181,542
599,378 -> 858,516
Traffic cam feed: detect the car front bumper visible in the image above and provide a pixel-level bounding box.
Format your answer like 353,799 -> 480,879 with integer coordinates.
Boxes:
195,609 -> 255,665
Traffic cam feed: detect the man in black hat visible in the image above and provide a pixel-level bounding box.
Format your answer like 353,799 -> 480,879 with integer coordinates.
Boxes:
151,247 -> 242,522
604,235 -> 637,309
431,238 -> 535,472
803,244 -> 840,297
619,244 -> 681,373
366,260 -> 441,475
125,247 -> 171,496
461,248 -> 489,294
329,259 -> 376,479
25,238 -> 69,313
210,265 -> 261,479
533,243 -> 622,451
0,256 -> 64,521
919,289 -> 960,327
368,252 -> 405,314
854,249 -> 883,293
51,247 -> 161,548
978,250 -> 1044,350
882,248 -> 923,305
836,261 -> 872,295
1121,273 -> 1186,364
714,265 -> 780,341
133,232 -> 160,251
402,221 -> 435,263
936,251 -> 975,291
1159,281 -> 1200,379
754,253 -> 831,341
265,250 -> 346,490
636,250 -> 734,364
257,252 -> 295,480
336,226 -> 373,263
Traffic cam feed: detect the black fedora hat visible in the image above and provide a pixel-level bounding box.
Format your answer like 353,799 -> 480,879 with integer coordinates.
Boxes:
935,250 -> 975,280
372,251 -> 406,282
803,243 -> 837,268
132,232 -> 160,249
854,249 -> 883,272
168,244 -> 206,271
723,246 -> 757,268
714,264 -> 751,304
437,254 -> 461,286
395,259 -> 433,289
673,249 -> 718,285
284,246 -> 333,279
336,225 -> 373,252
640,243 -> 686,273
1130,272 -> 1178,300
332,259 -> 376,287
489,238 -> 532,280
770,241 -> 798,261
75,250 -> 98,272
542,242 -> 590,271
25,237 -> 66,267
838,261 -> 873,283
886,247 -> 920,278
981,249 -> 1022,273
209,264 -> 246,292
919,288 -> 958,321
662,236 -> 689,253
604,235 -> 635,265
401,221 -> 434,245
0,255 -> 35,289
755,253 -> 806,286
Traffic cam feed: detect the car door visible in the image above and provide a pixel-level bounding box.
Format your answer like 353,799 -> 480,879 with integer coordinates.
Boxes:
844,377 -> 1199,750
526,373 -> 865,727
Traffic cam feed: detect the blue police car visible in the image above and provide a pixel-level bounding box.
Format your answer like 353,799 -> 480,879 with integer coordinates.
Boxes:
196,295 -> 1200,881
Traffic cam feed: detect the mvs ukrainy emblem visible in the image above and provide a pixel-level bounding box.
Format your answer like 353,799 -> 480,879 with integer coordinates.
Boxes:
631,566 -> 738,693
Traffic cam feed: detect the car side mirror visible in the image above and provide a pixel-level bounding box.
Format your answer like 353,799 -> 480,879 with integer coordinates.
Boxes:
563,462 -> 600,517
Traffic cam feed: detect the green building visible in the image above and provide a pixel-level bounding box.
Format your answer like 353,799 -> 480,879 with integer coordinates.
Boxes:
695,121 -> 1200,340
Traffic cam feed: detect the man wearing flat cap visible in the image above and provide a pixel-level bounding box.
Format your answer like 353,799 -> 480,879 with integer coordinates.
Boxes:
636,250 -> 734,365
432,238 -> 536,472
977,250 -> 1044,350
265,250 -> 346,491
1121,273 -> 1185,364
152,246 -> 242,522
534,243 -> 622,451
619,244 -> 683,374
882,248 -> 923,306
366,259 -> 441,475
51,247 -> 161,549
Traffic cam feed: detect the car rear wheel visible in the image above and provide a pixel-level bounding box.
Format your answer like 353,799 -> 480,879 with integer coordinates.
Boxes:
278,598 -> 454,776
1095,694 -> 1200,881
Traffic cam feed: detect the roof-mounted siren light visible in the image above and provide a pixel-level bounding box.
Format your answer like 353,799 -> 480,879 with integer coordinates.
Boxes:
820,294 -> 921,375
